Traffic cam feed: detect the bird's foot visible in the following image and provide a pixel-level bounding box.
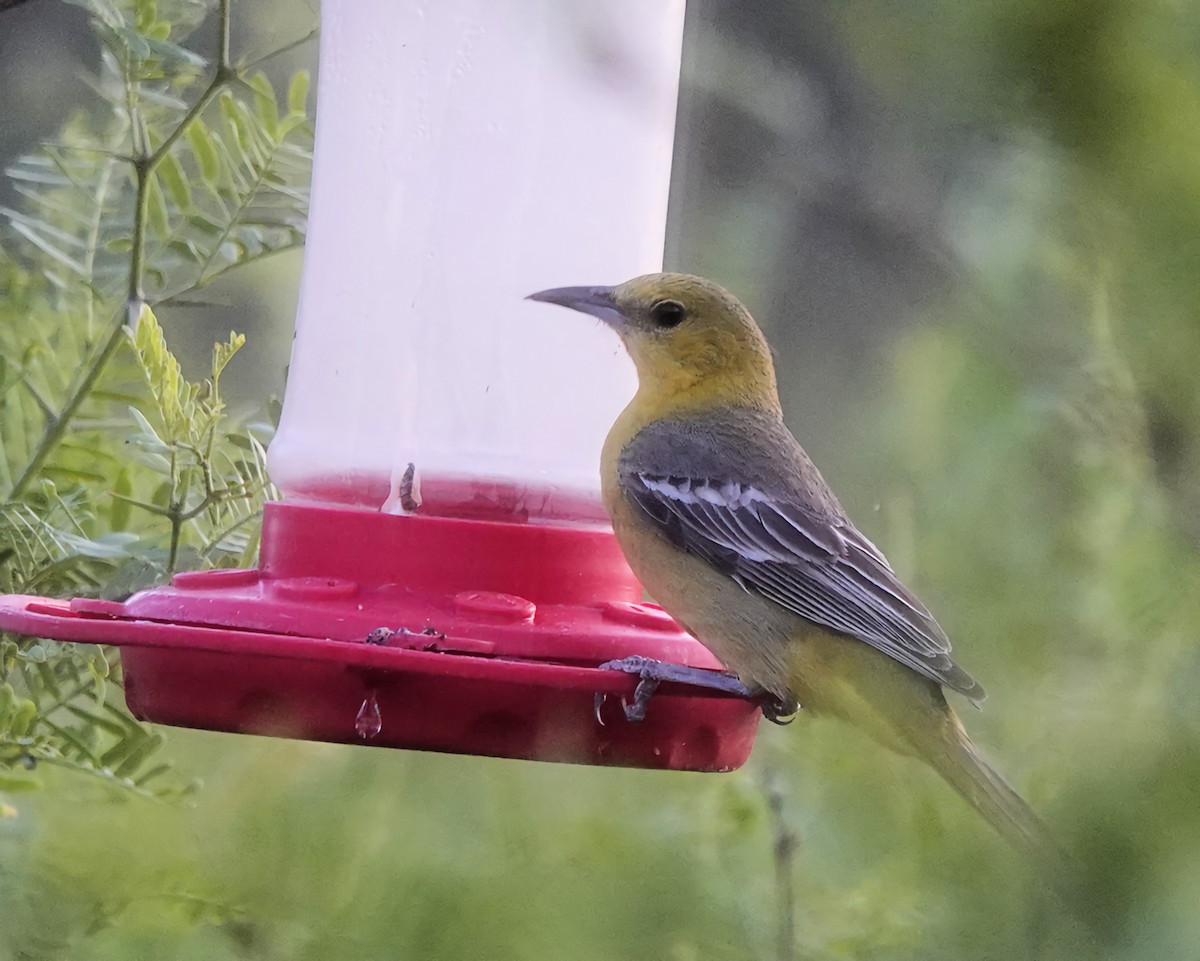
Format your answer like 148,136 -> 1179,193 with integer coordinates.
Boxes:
757,692 -> 800,726
592,655 -> 799,725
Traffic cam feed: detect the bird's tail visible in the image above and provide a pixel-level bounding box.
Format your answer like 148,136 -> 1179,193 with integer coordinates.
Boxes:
929,732 -> 1051,854
922,719 -> 1080,898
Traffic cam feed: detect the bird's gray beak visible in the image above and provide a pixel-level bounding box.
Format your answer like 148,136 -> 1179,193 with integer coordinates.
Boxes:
526,285 -> 625,327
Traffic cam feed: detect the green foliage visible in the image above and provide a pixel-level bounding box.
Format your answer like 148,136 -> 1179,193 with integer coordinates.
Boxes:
5,6 -> 310,308
124,305 -> 271,572
0,0 -> 301,815
838,0 -> 1200,542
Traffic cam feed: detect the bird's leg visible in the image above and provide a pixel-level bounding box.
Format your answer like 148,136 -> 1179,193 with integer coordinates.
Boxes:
593,655 -> 799,724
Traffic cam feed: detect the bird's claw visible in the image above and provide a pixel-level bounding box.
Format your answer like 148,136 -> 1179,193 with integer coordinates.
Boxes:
759,694 -> 800,725
594,670 -> 662,726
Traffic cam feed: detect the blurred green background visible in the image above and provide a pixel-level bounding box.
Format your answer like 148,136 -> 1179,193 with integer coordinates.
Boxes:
3,1 -> 1200,958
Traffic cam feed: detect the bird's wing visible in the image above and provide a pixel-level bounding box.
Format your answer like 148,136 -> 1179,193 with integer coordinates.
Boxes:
619,469 -> 984,701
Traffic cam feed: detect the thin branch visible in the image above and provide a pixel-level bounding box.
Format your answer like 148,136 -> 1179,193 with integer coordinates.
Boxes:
19,378 -> 57,420
8,304 -> 129,499
127,158 -> 151,303
245,27 -> 318,70
166,447 -> 183,572
218,0 -> 231,67
157,240 -> 304,304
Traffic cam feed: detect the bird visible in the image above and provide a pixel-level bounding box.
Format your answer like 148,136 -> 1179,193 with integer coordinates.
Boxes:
527,271 -> 1063,873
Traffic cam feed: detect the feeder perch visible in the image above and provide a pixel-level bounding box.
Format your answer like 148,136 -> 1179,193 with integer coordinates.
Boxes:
0,0 -> 762,771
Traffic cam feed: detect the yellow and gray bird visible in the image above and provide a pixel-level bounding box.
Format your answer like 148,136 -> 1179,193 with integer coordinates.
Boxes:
529,271 -> 1058,867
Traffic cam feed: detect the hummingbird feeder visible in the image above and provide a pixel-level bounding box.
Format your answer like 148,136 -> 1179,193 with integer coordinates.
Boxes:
0,0 -> 762,771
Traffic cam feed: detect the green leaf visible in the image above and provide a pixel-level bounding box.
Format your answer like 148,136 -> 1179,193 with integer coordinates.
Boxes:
186,119 -> 221,182
287,70 -> 311,116
147,172 -> 170,236
7,220 -> 87,276
248,73 -> 279,138
143,35 -> 207,68
211,331 -> 245,385
158,152 -> 192,212
127,405 -> 170,453
114,731 -> 165,777
151,480 -> 172,508
188,212 -> 224,236
99,733 -> 142,769
109,468 -> 134,531
113,25 -> 152,61
167,238 -> 204,261
7,699 -> 37,736
54,530 -> 136,560
134,0 -> 158,34
130,304 -> 186,439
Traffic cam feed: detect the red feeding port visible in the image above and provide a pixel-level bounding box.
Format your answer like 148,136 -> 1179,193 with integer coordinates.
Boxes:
0,497 -> 761,772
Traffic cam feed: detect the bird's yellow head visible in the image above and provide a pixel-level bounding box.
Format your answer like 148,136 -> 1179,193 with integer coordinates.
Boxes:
528,272 -> 780,413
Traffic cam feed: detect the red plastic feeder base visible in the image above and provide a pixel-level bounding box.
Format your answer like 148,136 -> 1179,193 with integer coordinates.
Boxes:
0,501 -> 760,772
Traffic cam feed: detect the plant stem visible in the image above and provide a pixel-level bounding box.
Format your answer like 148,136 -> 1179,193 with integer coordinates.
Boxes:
8,305 -> 129,499
762,767 -> 800,961
168,508 -> 182,572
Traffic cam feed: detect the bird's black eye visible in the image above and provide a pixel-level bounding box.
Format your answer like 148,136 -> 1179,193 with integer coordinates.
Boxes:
649,299 -> 686,329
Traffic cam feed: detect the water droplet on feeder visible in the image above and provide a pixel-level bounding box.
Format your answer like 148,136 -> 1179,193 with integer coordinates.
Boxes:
355,691 -> 382,739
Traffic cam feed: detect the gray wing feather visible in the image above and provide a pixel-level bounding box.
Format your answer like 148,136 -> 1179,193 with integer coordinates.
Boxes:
620,464 -> 983,701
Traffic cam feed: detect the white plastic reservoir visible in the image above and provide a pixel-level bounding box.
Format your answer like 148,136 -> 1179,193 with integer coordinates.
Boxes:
268,0 -> 686,525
